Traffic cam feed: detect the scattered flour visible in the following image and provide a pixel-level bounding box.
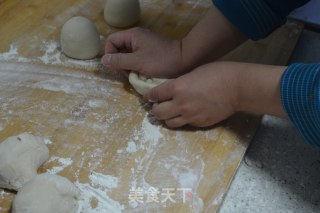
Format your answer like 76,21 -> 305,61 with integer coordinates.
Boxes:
0,190 -> 9,199
77,171 -> 123,213
87,100 -> 105,108
89,172 -> 119,189
0,38 -> 222,212
141,115 -> 163,144
76,182 -> 124,213
126,141 -> 137,153
0,44 -> 30,63
46,156 -> 73,174
0,40 -> 102,70
44,138 -> 53,145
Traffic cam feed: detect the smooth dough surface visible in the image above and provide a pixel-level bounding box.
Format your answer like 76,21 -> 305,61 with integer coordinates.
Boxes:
129,72 -> 168,95
60,16 -> 101,60
12,174 -> 80,213
0,133 -> 49,190
104,0 -> 141,28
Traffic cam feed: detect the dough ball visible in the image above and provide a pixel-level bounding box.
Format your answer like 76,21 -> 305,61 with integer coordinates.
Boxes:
104,0 -> 141,28
129,72 -> 168,95
12,174 -> 80,213
60,16 -> 101,60
0,133 -> 49,190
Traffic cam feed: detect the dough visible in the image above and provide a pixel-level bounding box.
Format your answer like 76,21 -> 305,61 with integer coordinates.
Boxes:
60,16 -> 101,60
0,133 -> 49,190
12,174 -> 80,213
104,0 -> 141,28
129,72 -> 168,95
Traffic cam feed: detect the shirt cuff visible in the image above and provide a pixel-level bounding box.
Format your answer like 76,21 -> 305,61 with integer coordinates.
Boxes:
281,63 -> 320,147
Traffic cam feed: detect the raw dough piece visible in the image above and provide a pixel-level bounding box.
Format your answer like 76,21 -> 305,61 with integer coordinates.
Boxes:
0,133 -> 49,190
104,0 -> 141,28
12,174 -> 80,213
129,72 -> 168,95
60,16 -> 101,60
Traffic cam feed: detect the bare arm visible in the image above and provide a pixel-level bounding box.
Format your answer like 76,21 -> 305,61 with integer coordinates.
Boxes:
144,61 -> 286,128
180,6 -> 247,71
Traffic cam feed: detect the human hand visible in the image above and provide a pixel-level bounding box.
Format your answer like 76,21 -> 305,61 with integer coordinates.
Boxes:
101,27 -> 186,78
144,61 -> 286,128
143,62 -> 239,128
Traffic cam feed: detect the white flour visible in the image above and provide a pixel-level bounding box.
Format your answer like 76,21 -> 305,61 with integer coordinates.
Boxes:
89,172 -> 119,189
126,141 -> 137,153
44,138 -> 53,145
46,156 -> 73,174
76,182 -> 124,213
74,172 -> 124,213
0,32 -> 220,212
0,40 -> 102,70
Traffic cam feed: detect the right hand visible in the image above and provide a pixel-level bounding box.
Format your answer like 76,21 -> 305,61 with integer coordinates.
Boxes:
101,27 -> 185,78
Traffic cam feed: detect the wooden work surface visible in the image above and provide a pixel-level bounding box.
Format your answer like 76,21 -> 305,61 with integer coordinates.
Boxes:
0,0 -> 302,212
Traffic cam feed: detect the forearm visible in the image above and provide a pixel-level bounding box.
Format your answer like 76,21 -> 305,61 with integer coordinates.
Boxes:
233,63 -> 287,117
181,6 -> 247,71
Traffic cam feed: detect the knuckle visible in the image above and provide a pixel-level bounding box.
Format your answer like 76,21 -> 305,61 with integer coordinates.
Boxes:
148,87 -> 159,101
178,104 -> 191,115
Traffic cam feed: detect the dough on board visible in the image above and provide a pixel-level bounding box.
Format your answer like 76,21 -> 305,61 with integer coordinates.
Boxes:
129,72 -> 168,95
12,174 -> 80,213
104,0 -> 141,28
0,133 -> 49,190
60,16 -> 101,60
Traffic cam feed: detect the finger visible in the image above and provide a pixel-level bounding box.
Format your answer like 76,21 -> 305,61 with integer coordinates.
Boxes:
189,119 -> 211,127
152,101 -> 180,120
165,116 -> 187,128
105,38 -> 119,54
143,80 -> 174,102
105,31 -> 134,54
101,53 -> 139,71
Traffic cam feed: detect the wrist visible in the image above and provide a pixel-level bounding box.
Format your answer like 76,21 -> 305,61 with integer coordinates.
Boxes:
169,39 -> 196,77
233,63 -> 287,117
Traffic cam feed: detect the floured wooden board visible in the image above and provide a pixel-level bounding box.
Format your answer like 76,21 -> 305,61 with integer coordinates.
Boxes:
0,0 -> 302,212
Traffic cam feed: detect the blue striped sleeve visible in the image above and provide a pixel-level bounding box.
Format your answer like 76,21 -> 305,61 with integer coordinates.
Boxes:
212,0 -> 309,40
281,64 -> 320,147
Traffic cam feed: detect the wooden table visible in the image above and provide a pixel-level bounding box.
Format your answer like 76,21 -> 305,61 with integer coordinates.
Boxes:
0,0 -> 302,212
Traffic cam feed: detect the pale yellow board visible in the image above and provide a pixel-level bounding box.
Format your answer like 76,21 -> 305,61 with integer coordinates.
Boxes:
0,0 -> 302,212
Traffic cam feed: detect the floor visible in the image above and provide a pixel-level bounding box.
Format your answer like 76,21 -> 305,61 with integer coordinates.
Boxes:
220,29 -> 320,213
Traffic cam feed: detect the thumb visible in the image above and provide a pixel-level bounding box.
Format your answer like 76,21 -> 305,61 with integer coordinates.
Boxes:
101,53 -> 138,71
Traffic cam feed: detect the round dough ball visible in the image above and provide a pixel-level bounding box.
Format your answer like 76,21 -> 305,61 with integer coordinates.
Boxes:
12,174 -> 80,213
104,0 -> 141,28
60,16 -> 101,60
0,133 -> 49,190
129,72 -> 168,95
